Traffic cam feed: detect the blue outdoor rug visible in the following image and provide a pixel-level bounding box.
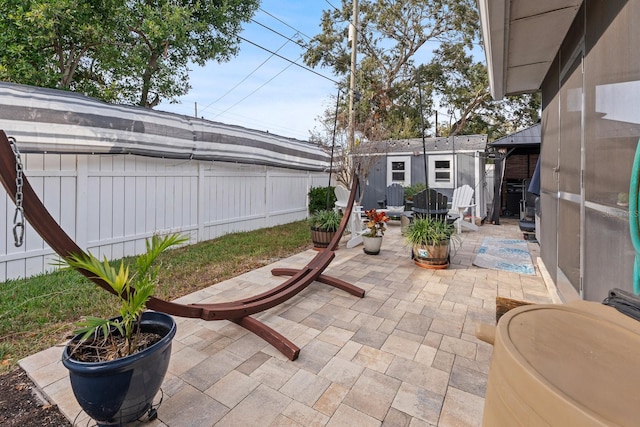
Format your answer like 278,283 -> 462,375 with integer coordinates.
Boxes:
473,237 -> 535,275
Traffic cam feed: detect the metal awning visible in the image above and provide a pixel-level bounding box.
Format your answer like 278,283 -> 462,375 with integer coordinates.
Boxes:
477,0 -> 583,99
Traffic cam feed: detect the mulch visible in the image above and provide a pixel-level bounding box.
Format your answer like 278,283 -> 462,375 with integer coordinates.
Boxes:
0,367 -> 71,426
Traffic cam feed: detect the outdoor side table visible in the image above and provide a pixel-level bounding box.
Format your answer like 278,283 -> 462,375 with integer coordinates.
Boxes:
480,300 -> 640,426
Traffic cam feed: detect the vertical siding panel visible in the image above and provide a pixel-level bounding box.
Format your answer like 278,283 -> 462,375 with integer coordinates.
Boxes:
164,173 -> 174,232
132,157 -> 144,253
86,176 -> 100,248
189,174 -> 197,234
75,155 -> 88,250
25,153 -> 44,171
112,156 -> 125,259
182,173 -> 190,231
99,183 -> 113,259
208,171 -> 216,239
196,163 -> 204,241
228,173 -> 234,232
24,256 -> 44,278
6,259 -> 25,280
123,156 -> 137,256
25,176 -> 45,257
156,175 -> 166,233
58,173 -> 77,270
60,155 -> 77,240
102,156 -> 114,259
146,175 -> 157,236
167,169 -> 175,230
29,155 -> 58,275
134,159 -> 146,253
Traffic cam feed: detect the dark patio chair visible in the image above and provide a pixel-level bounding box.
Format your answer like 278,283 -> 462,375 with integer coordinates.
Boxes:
412,188 -> 449,220
384,183 -> 406,218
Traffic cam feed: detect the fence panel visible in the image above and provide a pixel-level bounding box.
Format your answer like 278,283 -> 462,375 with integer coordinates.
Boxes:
1,153 -> 328,282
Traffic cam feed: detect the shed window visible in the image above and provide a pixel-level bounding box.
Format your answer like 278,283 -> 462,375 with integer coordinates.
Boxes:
428,155 -> 454,188
434,160 -> 451,182
392,162 -> 406,181
387,156 -> 411,186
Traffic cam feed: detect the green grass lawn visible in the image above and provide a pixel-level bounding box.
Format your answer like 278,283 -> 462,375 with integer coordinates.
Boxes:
0,220 -> 312,373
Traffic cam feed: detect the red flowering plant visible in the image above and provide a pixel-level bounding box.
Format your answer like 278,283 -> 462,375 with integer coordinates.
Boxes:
364,209 -> 390,237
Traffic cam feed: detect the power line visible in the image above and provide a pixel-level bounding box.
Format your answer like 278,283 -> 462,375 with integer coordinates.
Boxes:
258,7 -> 313,40
324,0 -> 340,12
251,19 -> 307,48
238,36 -> 341,86
212,53 -> 304,120
197,9 -> 341,134
199,37 -> 293,115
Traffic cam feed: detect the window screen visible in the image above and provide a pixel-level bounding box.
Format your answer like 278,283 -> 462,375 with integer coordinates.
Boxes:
392,161 -> 405,182
435,160 -> 450,182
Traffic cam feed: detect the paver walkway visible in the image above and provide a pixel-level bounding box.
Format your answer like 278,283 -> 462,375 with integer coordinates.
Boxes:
20,218 -> 557,426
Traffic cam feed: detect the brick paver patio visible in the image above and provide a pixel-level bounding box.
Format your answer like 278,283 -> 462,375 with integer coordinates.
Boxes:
20,218 -> 556,426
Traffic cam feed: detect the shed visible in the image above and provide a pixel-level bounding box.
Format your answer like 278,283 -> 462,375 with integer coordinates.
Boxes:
358,135 -> 488,219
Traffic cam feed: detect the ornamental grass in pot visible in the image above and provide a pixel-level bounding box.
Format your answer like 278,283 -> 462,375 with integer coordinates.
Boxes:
58,233 -> 187,426
404,216 -> 457,268
308,209 -> 342,250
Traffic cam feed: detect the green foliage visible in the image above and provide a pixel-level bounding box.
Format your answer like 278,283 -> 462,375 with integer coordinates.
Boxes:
404,183 -> 427,200
58,233 -> 187,358
308,209 -> 342,232
404,217 -> 456,246
305,0 -> 479,141
420,43 -> 541,139
305,0 -> 540,142
308,186 -> 336,214
0,0 -> 259,107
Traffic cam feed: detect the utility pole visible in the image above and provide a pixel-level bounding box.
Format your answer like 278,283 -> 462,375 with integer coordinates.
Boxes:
348,0 -> 358,154
417,76 -> 428,187
434,111 -> 438,137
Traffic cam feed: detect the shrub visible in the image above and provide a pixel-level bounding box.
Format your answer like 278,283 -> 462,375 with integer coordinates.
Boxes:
404,183 -> 427,200
308,186 -> 336,214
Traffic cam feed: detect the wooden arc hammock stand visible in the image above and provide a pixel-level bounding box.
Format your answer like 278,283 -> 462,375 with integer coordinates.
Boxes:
0,129 -> 364,361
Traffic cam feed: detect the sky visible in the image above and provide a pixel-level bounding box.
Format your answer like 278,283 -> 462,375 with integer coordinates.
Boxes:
158,1 -> 341,141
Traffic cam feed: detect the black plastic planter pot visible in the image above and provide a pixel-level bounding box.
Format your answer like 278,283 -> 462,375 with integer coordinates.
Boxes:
62,311 -> 176,426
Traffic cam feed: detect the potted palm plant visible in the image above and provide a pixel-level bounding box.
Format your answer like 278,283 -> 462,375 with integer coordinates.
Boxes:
308,209 -> 342,250
58,233 -> 187,426
362,209 -> 390,255
405,216 -> 457,268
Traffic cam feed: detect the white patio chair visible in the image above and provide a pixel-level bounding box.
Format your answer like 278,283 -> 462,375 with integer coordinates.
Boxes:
449,184 -> 478,234
334,184 -> 350,214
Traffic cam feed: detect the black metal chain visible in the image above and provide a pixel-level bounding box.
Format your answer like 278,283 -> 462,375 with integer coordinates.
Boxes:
9,136 -> 24,247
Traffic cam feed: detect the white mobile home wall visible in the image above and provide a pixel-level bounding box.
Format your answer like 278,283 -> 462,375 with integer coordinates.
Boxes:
1,152 -> 327,282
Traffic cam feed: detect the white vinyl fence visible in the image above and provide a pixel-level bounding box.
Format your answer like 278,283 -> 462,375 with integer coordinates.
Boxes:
1,152 -> 329,282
